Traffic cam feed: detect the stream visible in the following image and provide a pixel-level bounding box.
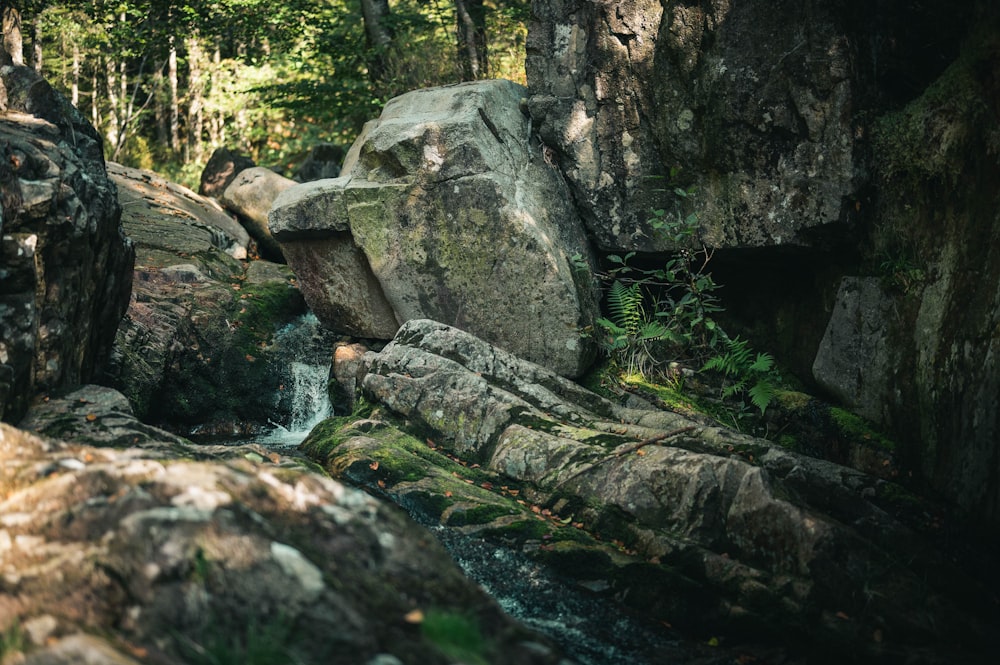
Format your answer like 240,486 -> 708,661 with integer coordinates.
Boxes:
241,315 -> 710,665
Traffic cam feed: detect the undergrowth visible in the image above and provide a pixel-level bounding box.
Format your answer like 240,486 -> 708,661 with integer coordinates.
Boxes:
586,172 -> 782,423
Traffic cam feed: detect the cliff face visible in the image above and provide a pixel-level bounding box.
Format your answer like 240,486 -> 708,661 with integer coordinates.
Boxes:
0,65 -> 134,422
527,0 -> 1000,525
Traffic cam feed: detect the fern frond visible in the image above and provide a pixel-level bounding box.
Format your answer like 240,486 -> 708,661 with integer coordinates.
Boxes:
606,280 -> 644,335
749,352 -> 774,374
748,380 -> 777,414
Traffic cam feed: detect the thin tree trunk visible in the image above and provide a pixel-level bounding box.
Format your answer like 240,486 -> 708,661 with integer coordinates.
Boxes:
360,0 -> 394,85
455,0 -> 488,80
104,57 -> 120,150
153,67 -> 167,147
208,45 -> 224,146
0,4 -> 23,66
72,44 -> 80,107
30,13 -> 40,71
185,35 -> 205,164
168,35 -> 179,153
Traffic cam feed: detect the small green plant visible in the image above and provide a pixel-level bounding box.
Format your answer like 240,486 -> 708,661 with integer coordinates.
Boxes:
421,609 -> 490,665
178,612 -> 297,665
702,336 -> 779,414
0,621 -> 25,658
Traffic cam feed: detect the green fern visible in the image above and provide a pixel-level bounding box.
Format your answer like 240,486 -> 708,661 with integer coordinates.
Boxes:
702,337 -> 778,414
606,280 -> 644,335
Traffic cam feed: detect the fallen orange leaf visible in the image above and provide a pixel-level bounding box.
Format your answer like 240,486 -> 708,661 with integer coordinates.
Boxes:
85,414 -> 97,422
369,461 -> 380,471
403,609 -> 424,624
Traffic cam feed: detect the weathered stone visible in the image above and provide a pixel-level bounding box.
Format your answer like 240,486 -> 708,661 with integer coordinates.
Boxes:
198,146 -> 255,198
220,166 -> 296,262
0,65 -> 134,423
271,79 -> 599,377
107,163 -> 313,435
812,277 -> 894,422
108,162 -> 250,260
338,319 -> 995,663
525,0 -> 970,251
0,405 -> 563,665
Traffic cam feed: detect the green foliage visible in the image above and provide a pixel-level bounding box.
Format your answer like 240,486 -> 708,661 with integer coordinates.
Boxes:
589,175 -> 781,418
421,610 -> 490,665
179,612 -> 297,665
702,337 -> 778,414
0,621 -> 25,658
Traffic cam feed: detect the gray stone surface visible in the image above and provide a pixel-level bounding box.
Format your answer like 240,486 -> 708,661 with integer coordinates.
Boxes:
271,79 -> 599,377
221,166 -> 296,261
1,392 -> 563,665
0,65 -> 134,423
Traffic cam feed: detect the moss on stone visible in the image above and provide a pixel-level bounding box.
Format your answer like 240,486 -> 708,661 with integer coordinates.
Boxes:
446,504 -> 518,527
830,407 -> 896,452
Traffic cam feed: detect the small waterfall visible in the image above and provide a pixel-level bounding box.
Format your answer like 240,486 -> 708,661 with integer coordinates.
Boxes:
260,312 -> 335,447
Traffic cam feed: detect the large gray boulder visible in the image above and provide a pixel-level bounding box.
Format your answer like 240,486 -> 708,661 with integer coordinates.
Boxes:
108,162 -> 250,260
0,65 -> 134,423
1,388 -> 563,665
271,79 -> 599,378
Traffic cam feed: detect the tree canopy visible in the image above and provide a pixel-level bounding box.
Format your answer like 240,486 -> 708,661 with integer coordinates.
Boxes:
3,0 -> 528,185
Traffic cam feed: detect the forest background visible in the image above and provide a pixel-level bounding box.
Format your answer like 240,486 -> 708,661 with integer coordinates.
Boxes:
8,0 -> 529,187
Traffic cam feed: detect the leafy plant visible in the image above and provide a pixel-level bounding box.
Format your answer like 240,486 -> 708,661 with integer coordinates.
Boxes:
594,280 -> 674,378
421,610 -> 490,665
702,337 -> 778,414
0,622 -> 24,658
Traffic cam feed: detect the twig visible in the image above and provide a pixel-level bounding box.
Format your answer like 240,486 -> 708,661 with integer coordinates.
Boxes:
553,425 -> 697,490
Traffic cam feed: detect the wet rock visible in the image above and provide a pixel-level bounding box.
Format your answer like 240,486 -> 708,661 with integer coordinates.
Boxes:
309,319 -> 995,664
0,396 -> 564,665
107,163 -> 310,436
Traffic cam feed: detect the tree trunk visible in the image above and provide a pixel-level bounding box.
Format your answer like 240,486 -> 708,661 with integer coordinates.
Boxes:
72,44 -> 80,107
104,57 -> 120,150
29,12 -> 40,71
0,4 -> 23,66
185,35 -> 205,164
455,0 -> 488,80
208,45 -> 224,147
360,0 -> 394,85
168,35 -> 179,153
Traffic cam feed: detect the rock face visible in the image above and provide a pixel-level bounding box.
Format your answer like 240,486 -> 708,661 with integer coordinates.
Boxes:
814,30 -> 1000,522
271,79 -> 599,377
308,319 -> 995,664
198,146 -> 255,198
526,0 -> 973,251
0,387 -> 563,665
106,160 -> 311,436
527,0 -> 1000,525
0,64 -> 134,423
108,162 -> 250,260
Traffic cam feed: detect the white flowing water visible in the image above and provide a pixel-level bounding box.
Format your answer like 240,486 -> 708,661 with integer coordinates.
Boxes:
256,312 -> 335,448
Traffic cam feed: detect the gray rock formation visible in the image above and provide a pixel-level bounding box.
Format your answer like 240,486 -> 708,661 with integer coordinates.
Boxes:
314,319 -> 994,664
221,166 -> 295,262
526,0 -> 1000,526
1,387 -> 563,665
108,162 -> 250,260
0,64 -> 134,423
271,79 -> 599,377
815,29 -> 1000,521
